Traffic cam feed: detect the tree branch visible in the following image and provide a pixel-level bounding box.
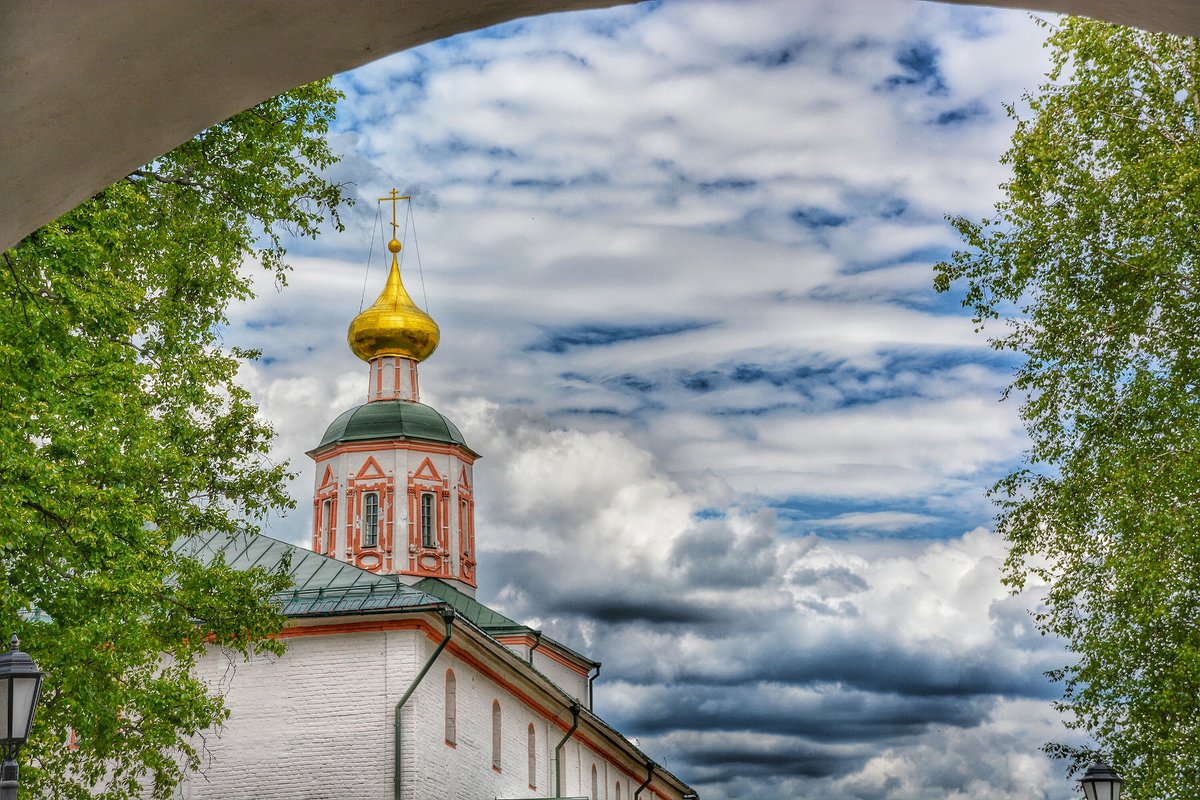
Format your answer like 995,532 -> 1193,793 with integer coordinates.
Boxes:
128,170 -> 201,188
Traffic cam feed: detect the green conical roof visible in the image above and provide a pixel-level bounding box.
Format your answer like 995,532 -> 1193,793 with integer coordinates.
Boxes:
310,400 -> 476,455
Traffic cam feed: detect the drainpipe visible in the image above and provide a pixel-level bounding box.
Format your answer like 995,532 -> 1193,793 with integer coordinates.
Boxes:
394,607 -> 455,800
633,763 -> 654,800
554,701 -> 582,799
587,663 -> 601,710
528,629 -> 542,664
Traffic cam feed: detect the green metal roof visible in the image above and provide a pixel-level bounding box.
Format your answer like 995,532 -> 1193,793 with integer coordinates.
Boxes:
414,577 -> 528,634
174,531 -> 443,617
414,577 -> 599,669
173,533 -> 595,665
311,400 -> 475,454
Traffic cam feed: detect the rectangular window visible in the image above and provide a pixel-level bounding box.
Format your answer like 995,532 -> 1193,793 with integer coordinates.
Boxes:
460,498 -> 470,553
320,499 -> 332,553
363,492 -> 379,547
326,499 -> 336,552
421,492 -> 436,548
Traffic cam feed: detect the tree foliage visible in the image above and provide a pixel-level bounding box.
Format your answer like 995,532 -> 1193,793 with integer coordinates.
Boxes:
935,17 -> 1200,799
0,80 -> 346,798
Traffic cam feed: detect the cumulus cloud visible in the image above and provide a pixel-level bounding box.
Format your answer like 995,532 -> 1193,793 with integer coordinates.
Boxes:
222,1 -> 1075,797
449,399 -> 1069,796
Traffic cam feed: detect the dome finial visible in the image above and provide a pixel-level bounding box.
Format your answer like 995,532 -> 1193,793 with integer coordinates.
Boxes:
381,189 -> 406,258
346,190 -> 439,362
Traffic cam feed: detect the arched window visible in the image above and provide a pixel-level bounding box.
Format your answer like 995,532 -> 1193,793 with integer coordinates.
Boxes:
444,670 -> 456,745
320,498 -> 333,553
460,498 -> 470,550
327,500 -> 337,552
362,492 -> 379,547
591,764 -> 598,800
421,492 -> 436,547
616,782 -> 622,800
491,700 -> 502,770
527,723 -> 537,788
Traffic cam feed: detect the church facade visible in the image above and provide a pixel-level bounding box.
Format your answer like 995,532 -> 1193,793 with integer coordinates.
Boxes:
178,212 -> 695,800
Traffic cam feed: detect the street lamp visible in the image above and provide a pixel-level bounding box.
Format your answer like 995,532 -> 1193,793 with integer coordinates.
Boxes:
0,635 -> 45,800
1079,760 -> 1123,800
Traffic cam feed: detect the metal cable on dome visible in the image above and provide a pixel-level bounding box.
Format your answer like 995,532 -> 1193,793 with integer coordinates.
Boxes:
407,202 -> 430,313
360,203 -> 383,312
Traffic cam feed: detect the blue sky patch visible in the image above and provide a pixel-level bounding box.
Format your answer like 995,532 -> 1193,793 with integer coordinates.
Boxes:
741,38 -> 809,68
698,178 -> 758,192
769,496 -> 974,540
936,101 -> 989,125
527,320 -> 717,354
601,373 -> 659,394
791,206 -> 849,228
882,40 -> 947,95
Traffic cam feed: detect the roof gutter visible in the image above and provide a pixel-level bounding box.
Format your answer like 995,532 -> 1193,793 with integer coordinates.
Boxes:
634,763 -> 655,800
529,629 -> 542,663
554,701 -> 582,799
394,607 -> 455,800
587,663 -> 601,710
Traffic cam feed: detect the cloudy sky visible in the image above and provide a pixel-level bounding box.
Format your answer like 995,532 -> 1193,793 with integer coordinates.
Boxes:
225,1 -> 1088,797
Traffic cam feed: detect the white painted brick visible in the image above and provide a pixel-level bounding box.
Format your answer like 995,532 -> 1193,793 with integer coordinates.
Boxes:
182,625 -> 683,800
530,651 -> 590,705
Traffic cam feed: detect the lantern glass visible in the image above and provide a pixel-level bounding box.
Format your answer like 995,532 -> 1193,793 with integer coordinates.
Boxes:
2,674 -> 43,744
0,636 -> 45,749
1080,761 -> 1123,800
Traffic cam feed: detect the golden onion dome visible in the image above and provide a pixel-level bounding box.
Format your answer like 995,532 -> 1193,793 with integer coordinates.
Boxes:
347,239 -> 440,362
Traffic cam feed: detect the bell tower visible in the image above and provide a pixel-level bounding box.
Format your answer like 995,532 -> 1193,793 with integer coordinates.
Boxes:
306,191 -> 480,595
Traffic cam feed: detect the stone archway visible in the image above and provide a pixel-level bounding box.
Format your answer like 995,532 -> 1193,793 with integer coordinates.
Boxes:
2,0 -> 1197,250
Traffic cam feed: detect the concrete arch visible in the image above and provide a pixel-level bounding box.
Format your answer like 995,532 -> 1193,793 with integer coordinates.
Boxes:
2,0 -> 1199,251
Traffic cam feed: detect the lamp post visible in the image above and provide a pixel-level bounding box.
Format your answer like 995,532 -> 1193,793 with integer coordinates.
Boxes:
0,635 -> 45,800
1079,760 -> 1123,800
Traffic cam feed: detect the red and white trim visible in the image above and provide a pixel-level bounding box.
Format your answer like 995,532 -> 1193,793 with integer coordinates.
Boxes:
367,355 -> 420,402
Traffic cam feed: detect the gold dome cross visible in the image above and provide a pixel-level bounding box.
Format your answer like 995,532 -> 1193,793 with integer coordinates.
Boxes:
379,188 -> 411,244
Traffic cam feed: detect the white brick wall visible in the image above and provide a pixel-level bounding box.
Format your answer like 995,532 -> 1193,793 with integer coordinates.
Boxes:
407,647 -> 566,800
529,649 -> 590,707
184,630 -> 415,800
183,622 -> 681,800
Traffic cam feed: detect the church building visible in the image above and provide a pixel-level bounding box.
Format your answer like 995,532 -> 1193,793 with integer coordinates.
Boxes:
177,202 -> 696,800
